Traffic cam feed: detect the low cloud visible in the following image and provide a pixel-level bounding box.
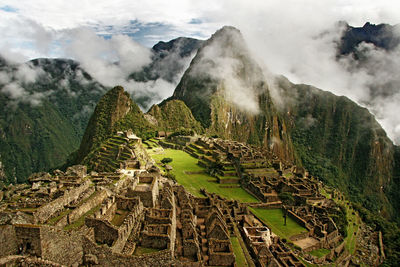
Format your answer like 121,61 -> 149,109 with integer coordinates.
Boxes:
0,61 -> 48,106
188,27 -> 263,114
0,19 -> 195,111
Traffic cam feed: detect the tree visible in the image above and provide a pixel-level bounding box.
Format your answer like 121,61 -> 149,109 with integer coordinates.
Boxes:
279,192 -> 295,206
161,157 -> 173,164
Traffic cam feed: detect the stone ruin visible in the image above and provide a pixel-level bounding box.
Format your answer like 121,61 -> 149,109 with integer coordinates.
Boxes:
0,132 -> 385,266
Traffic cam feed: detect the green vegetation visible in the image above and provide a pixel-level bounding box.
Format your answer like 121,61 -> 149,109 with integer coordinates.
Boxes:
0,58 -> 106,184
278,192 -> 295,206
150,149 -> 258,203
231,237 -> 248,267
250,208 -> 308,240
352,203 -> 400,266
133,246 -> 160,255
75,86 -> 154,163
47,208 -> 72,225
309,248 -> 330,258
64,204 -> 101,230
148,100 -> 203,133
161,157 -> 173,164
285,81 -> 395,219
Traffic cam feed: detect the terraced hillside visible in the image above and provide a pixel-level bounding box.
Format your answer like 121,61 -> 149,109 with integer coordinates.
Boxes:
83,133 -> 150,172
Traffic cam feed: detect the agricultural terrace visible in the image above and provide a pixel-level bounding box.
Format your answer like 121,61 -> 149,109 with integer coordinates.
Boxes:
150,148 -> 258,203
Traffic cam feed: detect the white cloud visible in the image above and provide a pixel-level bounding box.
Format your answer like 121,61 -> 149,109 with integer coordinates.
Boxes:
1,0 -> 400,142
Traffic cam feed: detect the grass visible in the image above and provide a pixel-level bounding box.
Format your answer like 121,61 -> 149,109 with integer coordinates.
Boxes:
111,210 -> 129,227
309,248 -> 330,258
231,237 -> 248,267
150,149 -> 258,203
47,208 -> 72,225
321,187 -> 359,254
340,200 -> 359,254
250,208 -> 308,240
133,246 -> 161,255
64,204 -> 101,230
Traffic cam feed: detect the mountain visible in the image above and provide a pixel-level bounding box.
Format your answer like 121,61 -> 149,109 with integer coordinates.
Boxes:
276,76 -> 396,217
0,58 -> 106,185
172,26 -> 295,162
146,99 -> 203,133
167,25 -> 400,221
75,86 -> 203,162
129,37 -> 203,109
339,22 -> 400,56
0,36 -> 203,185
131,37 -> 203,83
75,86 -> 154,162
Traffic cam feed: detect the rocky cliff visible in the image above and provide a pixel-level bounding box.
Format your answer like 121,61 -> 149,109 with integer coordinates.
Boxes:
275,76 -> 397,218
172,26 -> 295,162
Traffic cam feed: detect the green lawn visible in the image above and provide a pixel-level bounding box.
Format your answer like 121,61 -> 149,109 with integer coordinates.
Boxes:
250,208 -> 308,240
309,248 -> 330,258
150,149 -> 258,203
231,237 -> 248,266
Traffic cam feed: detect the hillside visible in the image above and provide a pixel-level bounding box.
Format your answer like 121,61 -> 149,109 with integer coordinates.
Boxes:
0,58 -> 106,184
275,76 -> 396,218
75,86 -> 205,163
172,26 -> 295,162
146,99 -> 203,133
75,86 -> 154,162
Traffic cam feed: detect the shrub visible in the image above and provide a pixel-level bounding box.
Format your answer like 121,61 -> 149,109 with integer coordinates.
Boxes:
161,158 -> 173,164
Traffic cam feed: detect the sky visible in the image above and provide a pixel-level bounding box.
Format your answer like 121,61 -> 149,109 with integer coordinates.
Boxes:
1,0 -> 400,142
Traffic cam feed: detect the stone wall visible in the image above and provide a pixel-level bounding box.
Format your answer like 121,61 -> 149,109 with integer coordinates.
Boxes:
85,218 -> 119,246
40,226 -> 83,266
129,176 -> 159,207
33,180 -> 91,223
86,197 -> 144,253
289,232 -> 310,241
15,224 -> 41,257
82,236 -> 174,266
0,225 -> 17,257
67,189 -> 108,224
286,209 -> 308,229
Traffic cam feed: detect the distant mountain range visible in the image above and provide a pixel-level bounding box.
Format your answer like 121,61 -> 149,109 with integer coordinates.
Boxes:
339,22 -> 400,55
0,37 -> 202,185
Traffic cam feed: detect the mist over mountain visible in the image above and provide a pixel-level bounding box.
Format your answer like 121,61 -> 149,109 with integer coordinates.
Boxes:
128,37 -> 203,109
1,19 -> 400,264
337,22 -> 400,144
0,57 -> 106,184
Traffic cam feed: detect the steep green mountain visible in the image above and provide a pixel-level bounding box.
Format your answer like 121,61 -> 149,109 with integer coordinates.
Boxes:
76,86 -> 208,163
0,36 -> 202,184
146,99 -> 203,133
0,58 -> 106,184
172,26 -> 295,162
275,76 -> 396,216
75,86 -> 154,162
169,25 -> 400,222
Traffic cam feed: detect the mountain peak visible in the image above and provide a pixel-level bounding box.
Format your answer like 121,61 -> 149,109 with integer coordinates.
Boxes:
152,37 -> 203,57
75,86 -> 133,162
